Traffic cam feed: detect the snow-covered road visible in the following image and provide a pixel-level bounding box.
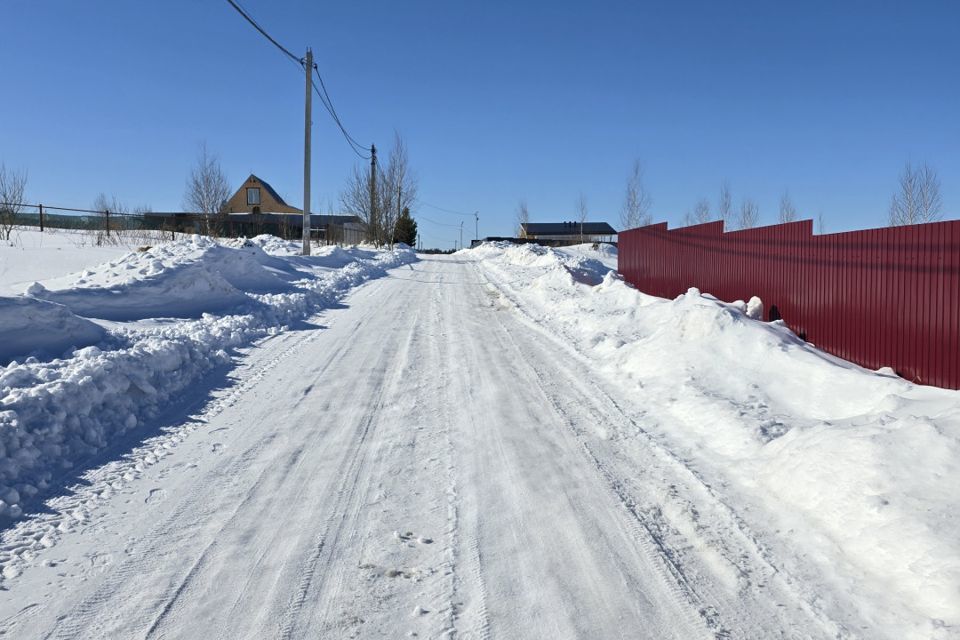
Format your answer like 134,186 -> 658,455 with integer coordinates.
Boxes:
0,252 -> 954,639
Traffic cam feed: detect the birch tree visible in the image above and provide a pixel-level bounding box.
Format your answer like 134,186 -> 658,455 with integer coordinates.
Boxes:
692,198 -> 711,224
516,199 -> 530,236
718,181 -> 732,225
184,143 -> 231,236
619,160 -> 652,229
0,164 -> 27,241
889,162 -> 942,226
738,198 -> 760,229
778,190 -> 797,223
576,193 -> 588,243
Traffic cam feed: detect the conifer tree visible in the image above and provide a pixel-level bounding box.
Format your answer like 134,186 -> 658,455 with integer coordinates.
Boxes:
393,207 -> 418,246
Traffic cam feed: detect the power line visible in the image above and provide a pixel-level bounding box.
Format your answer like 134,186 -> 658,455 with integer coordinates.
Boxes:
224,0 -> 372,162
224,0 -> 303,65
420,201 -> 474,217
418,215 -> 461,228
313,66 -> 370,159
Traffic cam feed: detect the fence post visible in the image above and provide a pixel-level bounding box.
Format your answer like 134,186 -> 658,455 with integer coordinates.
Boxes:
105,209 -> 110,237
39,203 -> 44,232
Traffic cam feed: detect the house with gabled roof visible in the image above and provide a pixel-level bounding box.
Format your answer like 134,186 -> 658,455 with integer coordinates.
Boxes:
224,174 -> 302,215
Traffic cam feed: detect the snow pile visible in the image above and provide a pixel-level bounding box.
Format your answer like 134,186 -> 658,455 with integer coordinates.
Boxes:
473,241 -> 960,638
29,236 -> 298,320
0,297 -> 105,365
0,237 -> 416,519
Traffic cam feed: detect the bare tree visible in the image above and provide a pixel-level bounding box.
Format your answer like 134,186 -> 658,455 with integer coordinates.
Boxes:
778,190 -> 797,223
380,132 -> 418,247
718,181 -> 732,225
0,164 -> 28,241
576,193 -> 588,243
692,198 -> 711,224
342,133 -> 417,246
889,162 -> 942,226
184,142 -> 231,236
619,159 -> 652,230
341,165 -> 376,243
92,193 -> 129,245
516,199 -> 530,236
738,198 -> 760,229
817,210 -> 827,234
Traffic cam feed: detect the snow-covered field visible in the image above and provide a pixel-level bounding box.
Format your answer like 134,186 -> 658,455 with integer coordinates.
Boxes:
0,234 -> 957,639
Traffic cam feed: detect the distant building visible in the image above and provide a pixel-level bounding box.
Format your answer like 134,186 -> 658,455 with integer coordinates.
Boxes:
520,221 -> 617,245
222,174 -> 366,243
225,174 -> 301,215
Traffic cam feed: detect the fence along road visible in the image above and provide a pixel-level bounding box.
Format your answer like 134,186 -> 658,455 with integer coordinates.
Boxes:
618,218 -> 960,390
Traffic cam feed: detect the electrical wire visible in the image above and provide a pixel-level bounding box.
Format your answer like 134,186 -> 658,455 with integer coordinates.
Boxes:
420,201 -> 474,217
224,0 -> 374,162
224,0 -> 303,65
419,215 -> 462,228
313,67 -> 370,158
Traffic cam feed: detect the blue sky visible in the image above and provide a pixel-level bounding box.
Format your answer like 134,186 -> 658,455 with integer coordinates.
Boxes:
1,0 -> 957,247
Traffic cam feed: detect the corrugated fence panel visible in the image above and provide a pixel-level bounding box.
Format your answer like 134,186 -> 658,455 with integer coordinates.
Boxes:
617,218 -> 960,390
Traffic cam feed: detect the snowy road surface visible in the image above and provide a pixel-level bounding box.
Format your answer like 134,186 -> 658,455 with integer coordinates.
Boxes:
0,253 -> 950,639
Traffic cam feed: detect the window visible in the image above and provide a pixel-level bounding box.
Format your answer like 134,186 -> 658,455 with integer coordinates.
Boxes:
247,187 -> 261,205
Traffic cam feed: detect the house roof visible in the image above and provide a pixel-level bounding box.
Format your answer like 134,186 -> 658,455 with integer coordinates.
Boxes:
522,221 -> 617,235
248,174 -> 293,208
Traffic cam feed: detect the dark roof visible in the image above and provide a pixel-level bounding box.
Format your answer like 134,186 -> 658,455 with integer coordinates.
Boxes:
249,174 -> 292,208
522,221 -> 617,235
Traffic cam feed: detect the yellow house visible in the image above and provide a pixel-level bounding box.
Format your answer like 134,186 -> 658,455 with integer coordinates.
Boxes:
224,175 -> 301,215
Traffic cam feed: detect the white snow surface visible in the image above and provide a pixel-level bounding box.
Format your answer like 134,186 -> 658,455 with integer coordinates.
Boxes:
0,237 -> 956,639
0,297 -> 105,365
471,241 -> 960,638
0,228 -> 133,296
0,235 -> 414,519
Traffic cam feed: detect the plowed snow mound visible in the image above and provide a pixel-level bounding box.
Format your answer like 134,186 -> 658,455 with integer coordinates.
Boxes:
0,297 -> 105,364
28,237 -> 296,320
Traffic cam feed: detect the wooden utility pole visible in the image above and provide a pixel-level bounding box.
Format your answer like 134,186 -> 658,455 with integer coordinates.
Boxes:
302,48 -> 313,256
394,182 -> 401,247
370,144 -> 377,245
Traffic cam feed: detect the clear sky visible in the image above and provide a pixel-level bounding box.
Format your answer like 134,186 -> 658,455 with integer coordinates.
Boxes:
1,0 -> 958,248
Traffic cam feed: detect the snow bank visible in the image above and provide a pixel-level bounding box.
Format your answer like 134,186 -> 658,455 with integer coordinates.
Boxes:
31,236 -> 297,320
473,241 -> 960,638
0,237 -> 416,520
0,297 -> 105,365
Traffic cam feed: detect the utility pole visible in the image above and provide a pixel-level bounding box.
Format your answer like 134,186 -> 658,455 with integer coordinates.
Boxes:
459,220 -> 463,251
302,47 -> 313,256
474,211 -> 479,242
396,182 -> 401,247
370,144 -> 377,246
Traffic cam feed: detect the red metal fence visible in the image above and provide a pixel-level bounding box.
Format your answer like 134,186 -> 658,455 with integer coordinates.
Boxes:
618,219 -> 960,390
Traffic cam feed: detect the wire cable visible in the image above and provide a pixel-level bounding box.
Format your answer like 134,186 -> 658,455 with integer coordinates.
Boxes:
420,201 -> 474,217
419,215 -> 462,228
224,0 -> 303,65
313,67 -> 369,153
224,0 -> 374,161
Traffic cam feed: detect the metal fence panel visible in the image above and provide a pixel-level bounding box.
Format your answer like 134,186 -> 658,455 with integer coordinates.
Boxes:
618,219 -> 960,390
